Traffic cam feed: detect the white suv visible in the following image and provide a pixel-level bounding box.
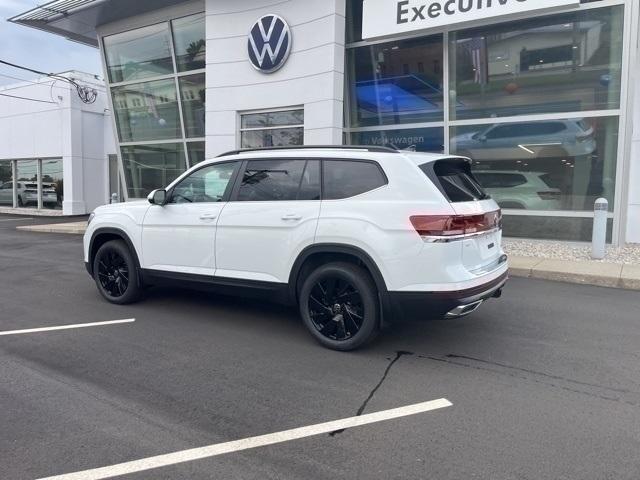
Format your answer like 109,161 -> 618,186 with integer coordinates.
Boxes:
84,146 -> 508,350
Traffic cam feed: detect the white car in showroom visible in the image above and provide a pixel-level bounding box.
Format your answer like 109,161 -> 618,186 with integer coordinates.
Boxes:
84,146 -> 508,350
474,170 -> 562,211
0,181 -> 58,207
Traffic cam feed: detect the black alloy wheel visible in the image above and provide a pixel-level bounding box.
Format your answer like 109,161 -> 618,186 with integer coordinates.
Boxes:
93,240 -> 141,305
97,249 -> 129,298
299,262 -> 379,351
308,277 -> 364,341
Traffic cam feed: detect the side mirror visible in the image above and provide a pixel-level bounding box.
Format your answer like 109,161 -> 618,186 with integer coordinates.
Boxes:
148,189 -> 167,205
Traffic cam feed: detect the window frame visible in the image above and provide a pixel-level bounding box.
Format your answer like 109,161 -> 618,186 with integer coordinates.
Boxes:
226,157 -> 388,202
238,107 -> 305,150
229,158 -> 320,203
166,160 -> 241,205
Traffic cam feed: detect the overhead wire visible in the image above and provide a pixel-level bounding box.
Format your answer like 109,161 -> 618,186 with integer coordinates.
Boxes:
0,59 -> 98,104
0,92 -> 58,104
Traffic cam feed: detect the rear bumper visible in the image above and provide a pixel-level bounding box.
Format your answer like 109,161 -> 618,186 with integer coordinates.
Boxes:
386,271 -> 508,322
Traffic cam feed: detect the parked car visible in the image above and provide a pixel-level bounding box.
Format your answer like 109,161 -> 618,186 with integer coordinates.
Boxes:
0,181 -> 58,207
473,170 -> 562,210
453,119 -> 596,162
84,146 -> 508,351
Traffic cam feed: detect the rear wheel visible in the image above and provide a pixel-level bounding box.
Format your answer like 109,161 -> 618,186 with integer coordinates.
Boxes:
93,240 -> 141,304
299,262 -> 379,351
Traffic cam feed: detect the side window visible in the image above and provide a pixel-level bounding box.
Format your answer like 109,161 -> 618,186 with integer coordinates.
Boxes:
237,159 -> 315,202
323,160 -> 387,200
170,162 -> 236,204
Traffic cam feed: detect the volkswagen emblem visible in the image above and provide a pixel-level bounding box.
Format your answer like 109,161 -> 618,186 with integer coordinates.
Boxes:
248,14 -> 292,73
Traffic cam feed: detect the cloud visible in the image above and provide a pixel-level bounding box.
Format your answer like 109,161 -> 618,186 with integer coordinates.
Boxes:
0,1 -> 102,86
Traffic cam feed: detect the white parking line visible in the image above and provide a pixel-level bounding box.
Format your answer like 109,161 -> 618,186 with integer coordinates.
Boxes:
0,319 -> 135,336
0,217 -> 33,222
37,398 -> 452,480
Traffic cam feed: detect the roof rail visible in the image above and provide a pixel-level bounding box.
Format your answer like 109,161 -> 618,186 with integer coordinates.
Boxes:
216,145 -> 399,157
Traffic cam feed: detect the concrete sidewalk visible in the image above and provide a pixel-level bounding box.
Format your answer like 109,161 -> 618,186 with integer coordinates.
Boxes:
16,221 -> 87,235
509,256 -> 640,290
14,221 -> 640,292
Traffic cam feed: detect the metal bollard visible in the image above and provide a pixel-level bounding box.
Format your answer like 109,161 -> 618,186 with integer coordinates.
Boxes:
591,198 -> 608,260
110,192 -> 119,204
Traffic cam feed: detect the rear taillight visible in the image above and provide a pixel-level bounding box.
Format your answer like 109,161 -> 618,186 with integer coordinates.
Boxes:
410,210 -> 502,238
537,191 -> 561,201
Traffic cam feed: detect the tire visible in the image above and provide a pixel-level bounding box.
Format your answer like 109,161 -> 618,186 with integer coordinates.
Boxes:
93,240 -> 141,305
298,262 -> 379,351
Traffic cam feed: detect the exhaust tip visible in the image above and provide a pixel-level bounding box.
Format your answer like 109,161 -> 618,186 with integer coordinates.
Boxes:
445,300 -> 483,319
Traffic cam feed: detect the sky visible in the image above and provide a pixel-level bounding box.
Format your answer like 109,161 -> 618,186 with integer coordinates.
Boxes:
0,0 -> 102,86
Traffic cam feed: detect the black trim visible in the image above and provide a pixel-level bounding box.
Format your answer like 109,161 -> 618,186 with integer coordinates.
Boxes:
217,145 -> 399,157
140,269 -> 290,303
87,227 -> 141,277
388,272 -> 508,321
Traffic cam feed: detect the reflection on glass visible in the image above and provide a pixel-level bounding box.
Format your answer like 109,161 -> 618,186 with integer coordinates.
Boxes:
346,35 -> 444,127
112,79 -> 182,142
121,143 -> 187,198
350,127 -> 444,152
450,6 -> 623,119
41,159 -> 63,210
241,128 -> 304,148
450,116 -> 618,211
187,142 -> 206,166
104,23 -> 174,83
0,161 -> 13,207
172,13 -> 206,72
180,74 -> 205,137
241,110 -> 304,129
503,216 -> 613,243
16,160 -> 38,208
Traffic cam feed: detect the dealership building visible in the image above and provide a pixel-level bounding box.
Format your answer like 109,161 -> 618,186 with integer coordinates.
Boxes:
9,0 -> 640,244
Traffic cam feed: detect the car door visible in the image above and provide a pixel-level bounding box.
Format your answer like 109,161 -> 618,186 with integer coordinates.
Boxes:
141,161 -> 239,276
215,158 -> 321,284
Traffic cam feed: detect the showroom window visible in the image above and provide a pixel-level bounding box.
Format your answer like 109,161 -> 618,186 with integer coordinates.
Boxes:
239,109 -> 304,149
345,1 -> 626,242
449,6 -> 623,120
0,159 -> 63,210
102,11 -> 205,198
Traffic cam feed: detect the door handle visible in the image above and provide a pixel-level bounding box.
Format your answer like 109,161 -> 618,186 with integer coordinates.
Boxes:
199,213 -> 218,221
281,213 -> 302,221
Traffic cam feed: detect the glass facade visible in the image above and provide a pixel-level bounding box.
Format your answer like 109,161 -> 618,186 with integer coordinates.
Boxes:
121,144 -> 187,199
103,12 -> 206,198
449,7 -> 623,120
345,1 -> 624,242
0,159 -> 63,210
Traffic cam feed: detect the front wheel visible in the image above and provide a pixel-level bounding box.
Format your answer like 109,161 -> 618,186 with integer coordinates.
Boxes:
299,262 -> 379,351
93,240 -> 141,304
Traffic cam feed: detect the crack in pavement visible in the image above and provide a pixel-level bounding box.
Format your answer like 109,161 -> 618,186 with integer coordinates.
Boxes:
329,351 -> 413,436
418,354 -> 640,408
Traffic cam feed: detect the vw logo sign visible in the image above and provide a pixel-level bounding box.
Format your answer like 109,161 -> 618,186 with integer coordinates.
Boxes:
248,14 -> 292,73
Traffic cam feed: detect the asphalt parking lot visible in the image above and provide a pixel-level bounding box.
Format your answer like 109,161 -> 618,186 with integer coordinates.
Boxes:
1,213 -> 639,480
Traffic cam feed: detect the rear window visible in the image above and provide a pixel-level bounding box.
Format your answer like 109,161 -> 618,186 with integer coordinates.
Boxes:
323,160 -> 387,200
421,159 -> 489,203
